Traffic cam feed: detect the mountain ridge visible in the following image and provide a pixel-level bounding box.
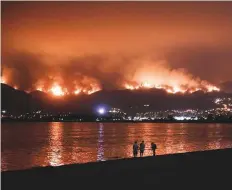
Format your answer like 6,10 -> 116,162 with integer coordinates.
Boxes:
1,83 -> 231,115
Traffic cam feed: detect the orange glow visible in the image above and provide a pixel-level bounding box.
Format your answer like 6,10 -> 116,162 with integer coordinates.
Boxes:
74,89 -> 81,95
142,82 -> 152,88
206,85 -> 220,92
48,122 -> 63,166
73,84 -> 101,95
49,84 -> 65,96
87,86 -> 101,94
2,57 -> 219,96
124,82 -> 220,94
29,76 -> 103,96
2,2 -> 232,96
167,86 -> 187,94
2,73 -> 220,96
125,84 -> 139,90
36,87 -> 43,91
1,76 -> 6,84
121,59 -> 221,94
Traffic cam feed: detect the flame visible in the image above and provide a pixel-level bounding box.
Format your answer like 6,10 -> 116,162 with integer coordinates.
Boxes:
142,82 -> 152,88
122,59 -> 221,94
36,87 -> 43,91
73,84 -> 100,95
13,86 -> 18,90
2,63 -> 220,96
74,89 -> 81,95
125,84 -> 139,90
87,86 -> 101,94
1,76 -> 6,84
206,85 -> 220,92
167,86 -> 187,94
124,82 -> 220,94
31,76 -> 102,96
49,84 -> 65,96
35,84 -> 101,96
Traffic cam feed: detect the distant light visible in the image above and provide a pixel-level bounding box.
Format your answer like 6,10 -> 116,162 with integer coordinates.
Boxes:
174,116 -> 192,120
98,108 -> 105,115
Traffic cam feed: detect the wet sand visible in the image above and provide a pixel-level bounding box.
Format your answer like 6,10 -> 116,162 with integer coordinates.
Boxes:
2,148 -> 232,189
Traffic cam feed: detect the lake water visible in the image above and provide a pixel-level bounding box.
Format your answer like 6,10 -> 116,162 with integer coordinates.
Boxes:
1,122 -> 232,171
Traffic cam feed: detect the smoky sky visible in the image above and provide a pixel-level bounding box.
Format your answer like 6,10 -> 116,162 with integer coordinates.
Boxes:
2,1 -> 232,90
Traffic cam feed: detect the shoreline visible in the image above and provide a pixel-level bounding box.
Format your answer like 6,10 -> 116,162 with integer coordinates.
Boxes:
2,119 -> 232,123
2,148 -> 232,189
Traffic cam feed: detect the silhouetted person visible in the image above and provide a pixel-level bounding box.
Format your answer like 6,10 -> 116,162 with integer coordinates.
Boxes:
133,141 -> 139,157
151,142 -> 157,156
140,140 -> 145,157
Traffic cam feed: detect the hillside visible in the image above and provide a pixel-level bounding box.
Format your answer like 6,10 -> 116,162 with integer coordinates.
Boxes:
1,83 -> 231,115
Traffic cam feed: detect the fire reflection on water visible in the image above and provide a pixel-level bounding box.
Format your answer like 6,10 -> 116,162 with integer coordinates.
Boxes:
138,124 -> 153,156
97,123 -> 104,161
163,125 -> 175,154
1,123 -> 232,171
163,123 -> 187,154
48,122 -> 63,166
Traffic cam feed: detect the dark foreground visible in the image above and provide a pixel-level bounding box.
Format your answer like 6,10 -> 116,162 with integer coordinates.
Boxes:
2,148 -> 232,189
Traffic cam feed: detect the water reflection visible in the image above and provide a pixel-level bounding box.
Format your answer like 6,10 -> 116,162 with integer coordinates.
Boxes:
208,140 -> 221,150
164,124 -> 174,154
97,123 -> 104,161
163,123 -> 187,154
126,125 -> 137,158
1,122 -> 232,171
48,122 -> 63,166
139,123 -> 153,156
177,123 -> 186,152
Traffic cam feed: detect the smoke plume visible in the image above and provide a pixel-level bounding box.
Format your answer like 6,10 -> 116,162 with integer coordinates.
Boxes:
1,52 -> 219,95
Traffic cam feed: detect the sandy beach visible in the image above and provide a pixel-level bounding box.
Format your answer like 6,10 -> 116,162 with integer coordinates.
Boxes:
2,148 -> 232,189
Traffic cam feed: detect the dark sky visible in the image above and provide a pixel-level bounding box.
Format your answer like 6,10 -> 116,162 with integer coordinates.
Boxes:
2,1 -> 232,91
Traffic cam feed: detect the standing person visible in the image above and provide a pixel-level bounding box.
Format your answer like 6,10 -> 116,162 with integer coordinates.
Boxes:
140,140 -> 145,157
151,142 -> 157,156
133,141 -> 139,157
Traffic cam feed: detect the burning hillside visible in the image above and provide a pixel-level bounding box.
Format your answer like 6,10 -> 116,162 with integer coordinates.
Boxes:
1,57 -> 220,96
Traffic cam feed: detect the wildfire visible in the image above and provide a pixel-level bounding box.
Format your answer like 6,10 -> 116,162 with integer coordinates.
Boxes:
74,89 -> 81,95
166,86 -> 187,94
206,85 -> 220,92
121,59 -> 222,94
87,86 -> 101,94
49,84 -> 65,96
0,57 -> 223,98
2,68 -> 220,96
125,84 -> 139,90
1,76 -> 6,84
142,82 -> 152,88
13,86 -> 18,90
73,87 -> 100,95
33,83 -> 101,96
124,82 -> 220,94
36,87 -> 43,91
